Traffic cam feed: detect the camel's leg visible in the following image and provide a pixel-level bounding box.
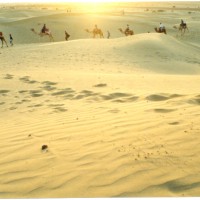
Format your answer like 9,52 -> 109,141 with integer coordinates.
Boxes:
49,34 -> 54,42
1,38 -> 8,47
181,28 -> 186,36
178,27 -> 183,36
4,38 -> 8,47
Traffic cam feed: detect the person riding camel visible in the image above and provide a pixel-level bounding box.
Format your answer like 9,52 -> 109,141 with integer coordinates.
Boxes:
125,24 -> 130,34
94,24 -> 98,32
65,30 -> 70,41
180,19 -> 186,28
41,24 -> 48,33
159,22 -> 165,32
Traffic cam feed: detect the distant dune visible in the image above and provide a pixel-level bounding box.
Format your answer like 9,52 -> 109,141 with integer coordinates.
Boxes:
0,2 -> 200,198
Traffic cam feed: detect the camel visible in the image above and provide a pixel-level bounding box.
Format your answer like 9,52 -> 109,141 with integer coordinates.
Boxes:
0,32 -> 8,48
85,28 -> 104,38
154,27 -> 167,34
119,28 -> 134,36
31,28 -> 54,41
174,24 -> 189,35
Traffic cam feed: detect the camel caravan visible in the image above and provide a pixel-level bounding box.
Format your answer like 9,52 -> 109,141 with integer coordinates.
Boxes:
29,20 -> 188,43
1,19 -> 189,48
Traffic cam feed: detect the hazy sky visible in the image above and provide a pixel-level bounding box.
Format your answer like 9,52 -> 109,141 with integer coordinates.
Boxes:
0,0 -> 199,3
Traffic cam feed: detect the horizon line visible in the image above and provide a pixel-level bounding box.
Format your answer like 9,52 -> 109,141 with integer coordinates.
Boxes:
1,0 -> 200,3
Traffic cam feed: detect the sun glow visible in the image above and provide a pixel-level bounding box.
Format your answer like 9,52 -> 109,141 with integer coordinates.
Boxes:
1,0 -> 197,3
1,0 -> 120,3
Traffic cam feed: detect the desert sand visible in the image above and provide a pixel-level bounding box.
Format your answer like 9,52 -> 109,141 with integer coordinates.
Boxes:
0,1 -> 200,198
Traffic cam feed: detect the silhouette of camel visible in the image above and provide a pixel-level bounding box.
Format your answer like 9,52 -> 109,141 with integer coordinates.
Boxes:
31,28 -> 54,41
85,28 -> 104,38
175,24 -> 189,35
154,27 -> 167,34
119,28 -> 134,36
0,32 -> 8,48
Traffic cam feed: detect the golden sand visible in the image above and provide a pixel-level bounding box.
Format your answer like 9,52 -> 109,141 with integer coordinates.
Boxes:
0,2 -> 200,197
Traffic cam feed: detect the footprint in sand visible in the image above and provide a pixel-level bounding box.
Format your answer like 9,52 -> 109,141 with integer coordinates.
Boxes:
79,90 -> 100,98
40,85 -> 57,91
72,94 -> 86,100
101,92 -> 132,101
41,81 -> 58,91
112,95 -> 138,103
42,81 -> 57,86
108,109 -> 120,113
48,104 -> 68,113
93,83 -> 107,88
28,103 -> 43,108
146,93 -> 183,102
187,97 -> 200,105
51,88 -> 75,96
153,108 -> 176,113
53,107 -> 68,113
0,90 -> 10,94
19,76 -> 38,84
3,74 -> 14,79
168,122 -> 180,125
29,90 -> 43,97
9,106 -> 17,110
0,90 -> 10,97
63,94 -> 75,99
18,90 -> 28,94
125,96 -> 139,102
146,94 -> 170,101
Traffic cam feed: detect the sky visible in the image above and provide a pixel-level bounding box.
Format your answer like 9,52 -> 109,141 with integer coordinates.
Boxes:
1,0 -> 199,3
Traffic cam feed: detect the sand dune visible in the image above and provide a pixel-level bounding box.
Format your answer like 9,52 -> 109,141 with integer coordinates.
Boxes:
1,2 -> 200,198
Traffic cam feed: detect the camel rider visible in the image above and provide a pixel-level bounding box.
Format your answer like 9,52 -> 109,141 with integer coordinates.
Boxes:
94,24 -> 98,31
159,22 -> 165,31
41,24 -> 47,33
181,19 -> 186,28
125,24 -> 130,34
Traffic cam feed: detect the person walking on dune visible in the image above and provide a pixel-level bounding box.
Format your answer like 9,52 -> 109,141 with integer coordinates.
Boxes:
0,31 -> 8,48
107,31 -> 110,39
65,30 -> 70,41
9,33 -> 13,46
